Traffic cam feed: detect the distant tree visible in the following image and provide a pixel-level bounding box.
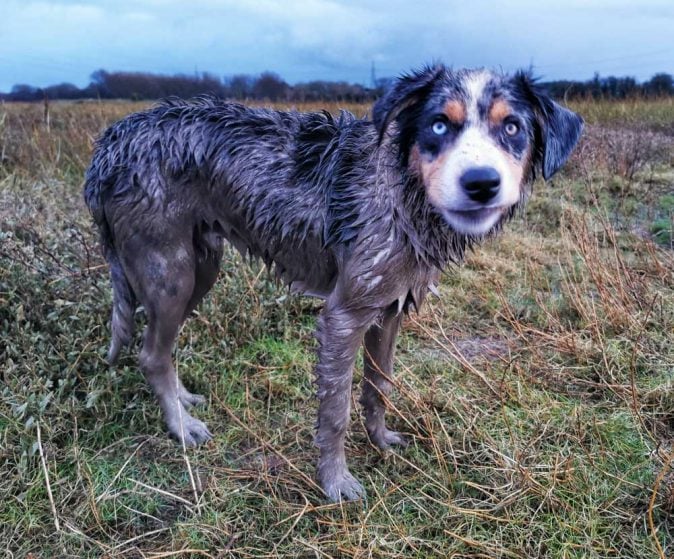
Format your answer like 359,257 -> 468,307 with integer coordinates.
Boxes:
43,82 -> 83,100
644,73 -> 673,97
89,69 -> 111,98
589,72 -> 602,98
252,72 -> 289,101
293,80 -> 329,102
291,80 -> 370,103
541,73 -> 643,100
615,76 -> 638,99
224,74 -> 254,99
8,84 -> 41,101
84,69 -> 225,100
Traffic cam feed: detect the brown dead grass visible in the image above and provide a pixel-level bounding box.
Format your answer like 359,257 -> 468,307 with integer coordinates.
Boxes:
1,98 -> 673,557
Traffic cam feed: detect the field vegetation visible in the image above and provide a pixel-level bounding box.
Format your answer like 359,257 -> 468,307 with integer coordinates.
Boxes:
1,97 -> 673,557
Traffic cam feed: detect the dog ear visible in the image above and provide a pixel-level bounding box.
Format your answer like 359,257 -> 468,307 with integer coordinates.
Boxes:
516,72 -> 584,180
373,65 -> 445,144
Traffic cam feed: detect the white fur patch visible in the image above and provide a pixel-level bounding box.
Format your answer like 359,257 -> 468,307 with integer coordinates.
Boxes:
434,127 -> 521,212
464,70 -> 491,124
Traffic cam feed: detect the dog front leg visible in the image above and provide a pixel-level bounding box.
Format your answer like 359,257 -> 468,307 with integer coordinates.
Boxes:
314,303 -> 375,502
360,304 -> 406,449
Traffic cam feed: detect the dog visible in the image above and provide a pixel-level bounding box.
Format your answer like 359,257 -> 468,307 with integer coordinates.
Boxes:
84,64 -> 583,502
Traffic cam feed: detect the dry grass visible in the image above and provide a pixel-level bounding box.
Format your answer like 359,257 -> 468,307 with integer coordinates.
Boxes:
1,98 -> 673,558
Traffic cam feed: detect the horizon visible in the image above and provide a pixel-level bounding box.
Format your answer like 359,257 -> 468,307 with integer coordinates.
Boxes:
2,64 -> 673,97
1,0 -> 672,93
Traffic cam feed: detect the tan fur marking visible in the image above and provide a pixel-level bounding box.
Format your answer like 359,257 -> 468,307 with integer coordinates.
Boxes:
505,146 -> 531,193
488,99 -> 512,126
408,144 -> 422,176
416,143 -> 454,207
442,100 -> 466,125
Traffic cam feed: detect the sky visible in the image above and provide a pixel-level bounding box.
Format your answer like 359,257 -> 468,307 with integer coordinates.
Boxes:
0,0 -> 673,92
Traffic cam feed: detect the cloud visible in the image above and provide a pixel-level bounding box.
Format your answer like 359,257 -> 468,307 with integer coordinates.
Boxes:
0,0 -> 671,91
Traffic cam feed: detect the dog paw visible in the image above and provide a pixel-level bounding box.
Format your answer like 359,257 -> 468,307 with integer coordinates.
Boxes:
369,428 -> 408,451
178,387 -> 207,408
320,469 -> 367,502
168,413 -> 213,447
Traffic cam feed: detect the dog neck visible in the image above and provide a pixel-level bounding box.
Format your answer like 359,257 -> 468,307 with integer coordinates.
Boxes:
401,170 -> 472,269
375,139 -> 472,271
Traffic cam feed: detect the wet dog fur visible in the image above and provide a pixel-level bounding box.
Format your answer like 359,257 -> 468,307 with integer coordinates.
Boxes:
84,65 -> 583,502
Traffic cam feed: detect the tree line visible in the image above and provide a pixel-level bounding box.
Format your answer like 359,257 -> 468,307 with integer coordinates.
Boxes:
1,68 -> 672,102
1,70 -> 376,103
543,72 -> 673,100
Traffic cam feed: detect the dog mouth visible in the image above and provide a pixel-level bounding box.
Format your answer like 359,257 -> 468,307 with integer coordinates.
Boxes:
441,206 -> 505,235
444,207 -> 503,221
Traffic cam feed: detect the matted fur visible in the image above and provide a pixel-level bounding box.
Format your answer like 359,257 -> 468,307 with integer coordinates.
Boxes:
84,65 -> 583,502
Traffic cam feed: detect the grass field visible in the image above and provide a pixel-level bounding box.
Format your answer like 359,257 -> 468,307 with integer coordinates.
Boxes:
1,97 -> 673,558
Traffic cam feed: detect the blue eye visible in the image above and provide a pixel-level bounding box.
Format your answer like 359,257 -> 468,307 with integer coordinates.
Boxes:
432,120 -> 448,135
504,121 -> 519,136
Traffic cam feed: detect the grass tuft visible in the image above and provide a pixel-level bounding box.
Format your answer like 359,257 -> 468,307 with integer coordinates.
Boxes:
1,99 -> 673,557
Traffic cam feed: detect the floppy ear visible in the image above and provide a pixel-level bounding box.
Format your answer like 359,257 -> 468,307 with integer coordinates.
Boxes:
516,72 -> 584,180
373,65 -> 445,144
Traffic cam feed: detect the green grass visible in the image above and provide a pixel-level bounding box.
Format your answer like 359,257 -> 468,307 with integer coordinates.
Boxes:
1,99 -> 673,557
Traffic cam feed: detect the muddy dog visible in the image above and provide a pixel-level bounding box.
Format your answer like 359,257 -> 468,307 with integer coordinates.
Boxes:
84,65 -> 583,501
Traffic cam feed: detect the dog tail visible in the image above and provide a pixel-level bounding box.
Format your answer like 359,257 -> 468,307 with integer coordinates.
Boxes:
106,250 -> 136,365
84,167 -> 137,366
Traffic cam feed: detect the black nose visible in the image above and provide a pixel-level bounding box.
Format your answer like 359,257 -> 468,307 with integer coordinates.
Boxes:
460,167 -> 501,203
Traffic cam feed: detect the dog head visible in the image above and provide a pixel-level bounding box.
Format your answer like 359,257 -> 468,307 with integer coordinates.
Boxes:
373,65 -> 583,236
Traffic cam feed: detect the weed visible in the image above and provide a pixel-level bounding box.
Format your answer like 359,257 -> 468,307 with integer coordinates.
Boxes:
1,98 -> 673,557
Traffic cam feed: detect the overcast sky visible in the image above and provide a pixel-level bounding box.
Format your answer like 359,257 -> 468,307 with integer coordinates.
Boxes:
1,0 -> 672,92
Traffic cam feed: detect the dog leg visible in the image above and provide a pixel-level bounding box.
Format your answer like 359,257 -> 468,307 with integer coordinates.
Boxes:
174,253 -> 222,408
183,238 -> 223,322
140,336 -> 212,447
166,237 -> 224,409
315,302 -> 376,502
135,248 -> 212,446
360,305 -> 407,450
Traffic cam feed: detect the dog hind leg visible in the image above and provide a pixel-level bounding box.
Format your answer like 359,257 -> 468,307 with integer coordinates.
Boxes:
177,239 -> 224,408
360,304 -> 406,450
132,244 -> 213,446
183,232 -> 223,321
